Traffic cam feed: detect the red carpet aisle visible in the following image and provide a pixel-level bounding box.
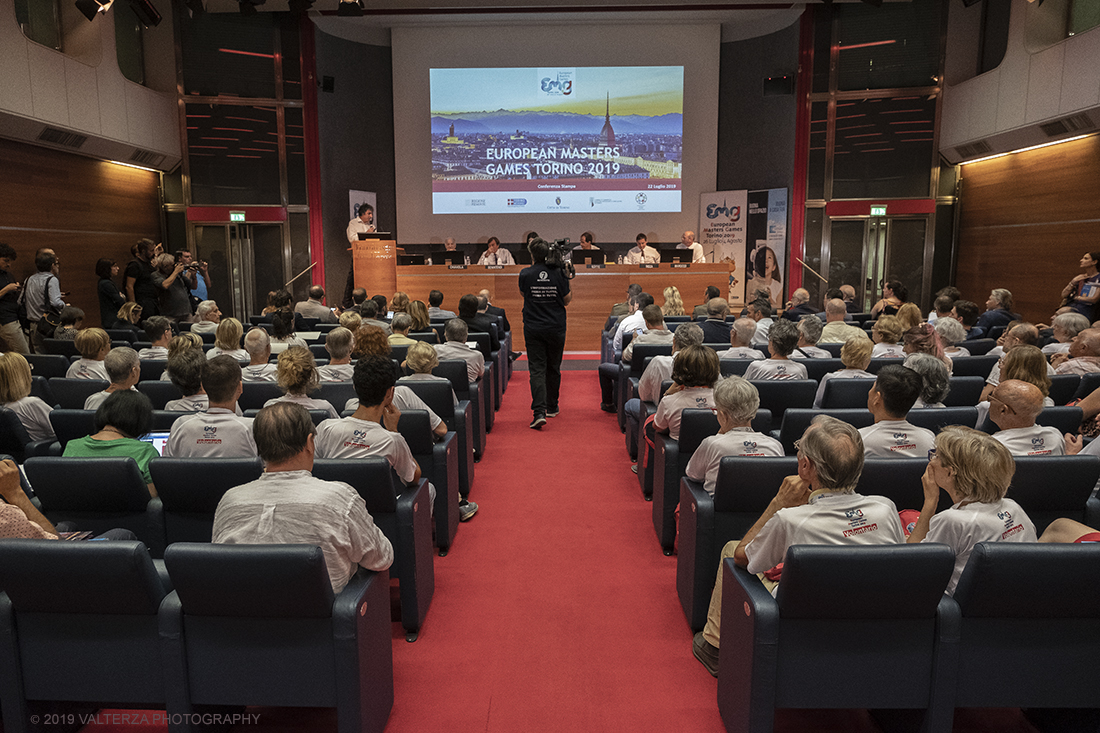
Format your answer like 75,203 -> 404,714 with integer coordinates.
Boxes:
385,370 -> 725,733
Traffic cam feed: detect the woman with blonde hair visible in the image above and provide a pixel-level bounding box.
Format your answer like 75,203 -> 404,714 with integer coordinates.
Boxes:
870,315 -> 905,358
1001,345 -> 1054,404
262,345 -> 339,419
116,302 -> 143,332
814,336 -> 875,408
896,302 -> 923,333
0,352 -> 55,442
208,318 -> 248,361
907,425 -> 1036,594
160,332 -> 205,382
338,310 -> 362,332
407,300 -> 432,332
401,340 -> 458,407
661,286 -> 685,317
66,328 -> 111,379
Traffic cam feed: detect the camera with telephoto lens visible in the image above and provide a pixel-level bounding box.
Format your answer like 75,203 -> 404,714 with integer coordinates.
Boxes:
545,238 -> 576,280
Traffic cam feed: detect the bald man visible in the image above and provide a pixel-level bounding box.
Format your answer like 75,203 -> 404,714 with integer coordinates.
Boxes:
677,231 -> 705,264
819,299 -> 868,343
781,288 -> 817,322
988,379 -> 1066,456
1051,327 -> 1100,375
839,284 -> 861,313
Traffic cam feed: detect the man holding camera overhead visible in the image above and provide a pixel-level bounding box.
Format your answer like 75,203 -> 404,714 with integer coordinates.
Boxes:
519,238 -> 571,429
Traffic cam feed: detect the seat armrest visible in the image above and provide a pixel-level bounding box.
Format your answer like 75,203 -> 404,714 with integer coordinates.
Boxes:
146,496 -> 167,559
653,435 -> 681,552
718,560 -> 781,732
25,439 -> 56,458
677,477 -> 715,630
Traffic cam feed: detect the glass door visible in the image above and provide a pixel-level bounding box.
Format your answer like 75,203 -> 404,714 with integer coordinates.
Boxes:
189,223 -> 287,321
823,216 -> 930,312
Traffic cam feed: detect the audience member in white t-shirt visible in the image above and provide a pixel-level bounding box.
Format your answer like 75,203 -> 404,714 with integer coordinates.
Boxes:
790,315 -> 830,359
858,364 -> 936,459
137,316 -> 172,360
981,324 -> 1053,400
316,353 -> 476,521
207,317 -> 249,362
653,344 -> 719,441
317,326 -> 354,382
907,425 -> 1037,595
870,315 -> 905,358
815,336 -> 875,408
926,289 -> 960,326
66,328 -> 111,380
685,376 -> 783,495
934,317 -> 971,358
0,352 -> 55,442
743,319 -> 809,381
435,318 -> 485,384
241,327 -> 278,382
987,379 -> 1066,456
165,356 -> 257,458
269,310 -> 308,354
262,346 -> 339,419
903,352 -> 951,409
163,347 -> 243,414
717,317 -> 764,361
84,346 -> 141,411
692,415 -> 905,677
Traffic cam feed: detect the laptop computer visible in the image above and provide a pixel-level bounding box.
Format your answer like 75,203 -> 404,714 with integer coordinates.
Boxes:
572,249 -> 606,265
140,431 -> 171,456
660,249 -> 690,263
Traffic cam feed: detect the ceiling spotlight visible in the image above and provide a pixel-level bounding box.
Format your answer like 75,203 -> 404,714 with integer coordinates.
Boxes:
74,0 -> 113,22
185,0 -> 203,14
336,0 -> 362,16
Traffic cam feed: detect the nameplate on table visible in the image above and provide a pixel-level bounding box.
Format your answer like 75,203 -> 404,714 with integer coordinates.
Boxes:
585,264 -> 606,269
640,263 -> 658,269
447,264 -> 468,270
672,263 -> 691,269
484,265 -> 505,270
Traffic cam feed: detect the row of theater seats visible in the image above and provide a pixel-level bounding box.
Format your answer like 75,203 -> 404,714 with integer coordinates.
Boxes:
0,538 -> 394,733
716,541 -> 1100,732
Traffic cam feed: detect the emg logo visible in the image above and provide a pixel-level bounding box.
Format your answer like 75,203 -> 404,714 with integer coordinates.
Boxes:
705,202 -> 741,221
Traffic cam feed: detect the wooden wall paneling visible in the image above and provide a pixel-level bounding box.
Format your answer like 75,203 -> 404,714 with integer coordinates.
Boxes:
956,135 -> 1100,324
0,138 -> 161,327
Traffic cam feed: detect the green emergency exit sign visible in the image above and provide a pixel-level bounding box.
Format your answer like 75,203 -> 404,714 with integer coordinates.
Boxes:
230,211 -> 246,222
870,205 -> 886,216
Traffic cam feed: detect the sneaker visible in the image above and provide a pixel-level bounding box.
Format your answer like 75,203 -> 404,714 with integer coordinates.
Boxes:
547,410 -> 559,418
600,403 -> 616,413
530,414 -> 547,429
693,632 -> 719,678
459,500 -> 478,522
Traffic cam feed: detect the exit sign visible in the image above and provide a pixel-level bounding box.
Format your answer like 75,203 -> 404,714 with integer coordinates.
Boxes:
229,211 -> 246,222
870,205 -> 886,216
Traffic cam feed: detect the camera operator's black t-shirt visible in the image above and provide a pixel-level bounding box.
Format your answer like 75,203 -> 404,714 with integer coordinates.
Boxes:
0,268 -> 19,325
518,263 -> 570,332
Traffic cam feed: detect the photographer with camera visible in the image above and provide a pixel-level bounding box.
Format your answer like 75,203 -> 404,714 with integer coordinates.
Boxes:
519,238 -> 572,429
176,249 -> 210,305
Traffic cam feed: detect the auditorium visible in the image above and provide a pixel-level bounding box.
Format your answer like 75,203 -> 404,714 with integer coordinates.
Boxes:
1,0 -> 1100,730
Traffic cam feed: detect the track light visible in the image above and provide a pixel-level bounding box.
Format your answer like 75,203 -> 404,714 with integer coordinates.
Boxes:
74,0 -> 113,22
337,0 -> 362,16
128,0 -> 160,27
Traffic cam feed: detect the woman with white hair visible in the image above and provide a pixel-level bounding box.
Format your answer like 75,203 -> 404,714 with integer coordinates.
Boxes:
685,376 -> 783,495
904,352 -> 951,408
934,317 -> 970,358
190,300 -> 221,333
975,288 -> 1021,332
1043,312 -> 1091,356
791,315 -> 830,358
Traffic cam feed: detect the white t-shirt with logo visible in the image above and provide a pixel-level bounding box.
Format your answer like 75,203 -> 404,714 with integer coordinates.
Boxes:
745,491 -> 905,577
685,428 -> 784,495
314,416 -> 419,483
922,498 -> 1037,595
791,346 -> 831,359
744,359 -> 808,381
263,393 -> 339,420
992,425 -> 1066,456
859,419 -> 936,458
654,387 -> 715,440
241,363 -> 278,382
164,408 -> 257,458
871,343 -> 905,359
717,346 -> 764,361
317,363 -> 353,382
66,359 -> 109,380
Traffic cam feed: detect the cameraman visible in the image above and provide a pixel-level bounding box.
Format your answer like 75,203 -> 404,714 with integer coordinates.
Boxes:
519,238 -> 571,429
177,250 -> 210,304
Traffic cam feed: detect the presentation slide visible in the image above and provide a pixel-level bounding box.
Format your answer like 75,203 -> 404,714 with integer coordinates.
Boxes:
430,67 -> 683,215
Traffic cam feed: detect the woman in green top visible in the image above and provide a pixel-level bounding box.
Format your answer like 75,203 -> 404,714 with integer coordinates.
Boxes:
62,390 -> 159,497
